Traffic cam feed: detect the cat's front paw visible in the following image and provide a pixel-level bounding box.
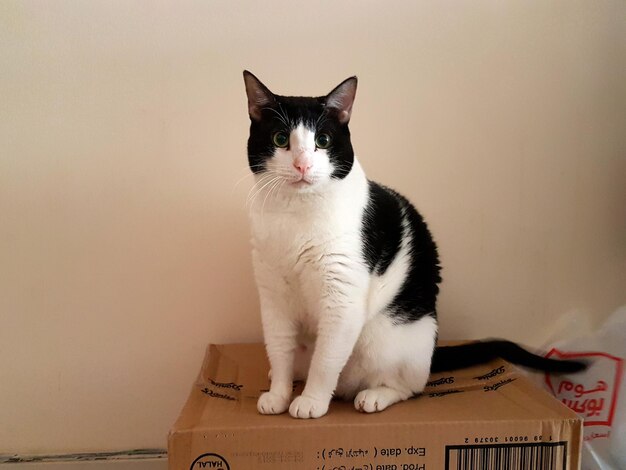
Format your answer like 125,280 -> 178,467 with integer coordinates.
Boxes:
289,394 -> 329,419
354,387 -> 403,413
257,392 -> 290,415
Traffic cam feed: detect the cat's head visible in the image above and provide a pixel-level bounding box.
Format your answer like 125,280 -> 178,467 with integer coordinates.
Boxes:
243,71 -> 357,193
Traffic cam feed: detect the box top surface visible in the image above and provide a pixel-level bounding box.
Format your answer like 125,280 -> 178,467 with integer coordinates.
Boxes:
171,343 -> 579,433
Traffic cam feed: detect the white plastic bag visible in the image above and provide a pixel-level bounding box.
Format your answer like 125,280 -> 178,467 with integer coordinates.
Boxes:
543,306 -> 626,470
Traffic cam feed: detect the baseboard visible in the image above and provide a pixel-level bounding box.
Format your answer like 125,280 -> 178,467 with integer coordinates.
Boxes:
0,460 -> 166,470
0,450 -> 167,470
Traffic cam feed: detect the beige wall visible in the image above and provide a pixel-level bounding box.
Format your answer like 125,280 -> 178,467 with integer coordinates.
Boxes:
1,0 -> 624,454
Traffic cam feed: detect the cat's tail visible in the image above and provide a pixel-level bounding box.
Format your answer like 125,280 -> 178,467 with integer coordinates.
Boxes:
430,340 -> 587,373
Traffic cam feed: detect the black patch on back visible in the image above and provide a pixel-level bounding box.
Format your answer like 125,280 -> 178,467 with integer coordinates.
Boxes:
362,182 -> 404,275
361,181 -> 442,323
247,96 -> 354,179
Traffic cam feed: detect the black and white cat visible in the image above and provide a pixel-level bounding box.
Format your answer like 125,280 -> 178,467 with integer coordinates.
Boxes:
242,71 -> 584,419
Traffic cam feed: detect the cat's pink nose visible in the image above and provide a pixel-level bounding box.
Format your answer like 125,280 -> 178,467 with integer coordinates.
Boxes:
293,159 -> 312,175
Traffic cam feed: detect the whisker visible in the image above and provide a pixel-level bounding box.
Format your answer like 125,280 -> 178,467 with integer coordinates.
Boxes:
315,110 -> 329,129
275,179 -> 287,201
277,103 -> 291,127
261,177 -> 283,216
255,177 -> 280,210
330,161 -> 354,175
262,107 -> 289,127
232,171 -> 257,192
247,174 -> 281,209
245,173 -> 276,207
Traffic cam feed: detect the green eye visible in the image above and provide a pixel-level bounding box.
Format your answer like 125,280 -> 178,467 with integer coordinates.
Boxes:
272,132 -> 289,148
315,133 -> 331,149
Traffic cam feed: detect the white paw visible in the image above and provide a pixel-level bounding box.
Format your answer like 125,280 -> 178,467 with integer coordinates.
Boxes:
257,392 -> 290,415
354,389 -> 393,413
289,394 -> 329,419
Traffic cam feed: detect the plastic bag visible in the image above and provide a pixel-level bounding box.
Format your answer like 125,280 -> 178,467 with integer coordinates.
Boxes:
542,306 -> 625,470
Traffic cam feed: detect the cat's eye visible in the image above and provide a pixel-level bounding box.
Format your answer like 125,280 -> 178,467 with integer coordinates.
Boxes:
315,133 -> 331,149
272,132 -> 289,148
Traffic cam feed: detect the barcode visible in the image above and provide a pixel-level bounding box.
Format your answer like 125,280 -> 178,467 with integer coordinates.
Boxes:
445,442 -> 567,470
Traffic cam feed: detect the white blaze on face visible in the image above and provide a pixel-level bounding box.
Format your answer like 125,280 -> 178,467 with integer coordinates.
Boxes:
290,124 -> 316,175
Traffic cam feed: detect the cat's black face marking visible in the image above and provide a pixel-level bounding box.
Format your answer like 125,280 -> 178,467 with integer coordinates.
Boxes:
247,96 -> 354,179
244,71 -> 357,180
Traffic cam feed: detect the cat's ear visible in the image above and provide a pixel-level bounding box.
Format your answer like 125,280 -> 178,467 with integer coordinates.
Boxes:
325,76 -> 358,124
243,70 -> 276,121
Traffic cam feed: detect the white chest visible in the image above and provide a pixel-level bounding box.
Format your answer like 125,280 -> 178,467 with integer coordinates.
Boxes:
249,160 -> 371,317
250,160 -> 368,267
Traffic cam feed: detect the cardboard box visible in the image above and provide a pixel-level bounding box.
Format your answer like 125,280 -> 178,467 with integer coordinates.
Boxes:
169,344 -> 582,470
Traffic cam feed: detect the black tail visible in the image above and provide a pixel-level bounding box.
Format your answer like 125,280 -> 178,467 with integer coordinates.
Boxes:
430,340 -> 587,373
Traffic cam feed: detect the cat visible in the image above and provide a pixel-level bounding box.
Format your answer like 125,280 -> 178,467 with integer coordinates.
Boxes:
242,70 -> 585,419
